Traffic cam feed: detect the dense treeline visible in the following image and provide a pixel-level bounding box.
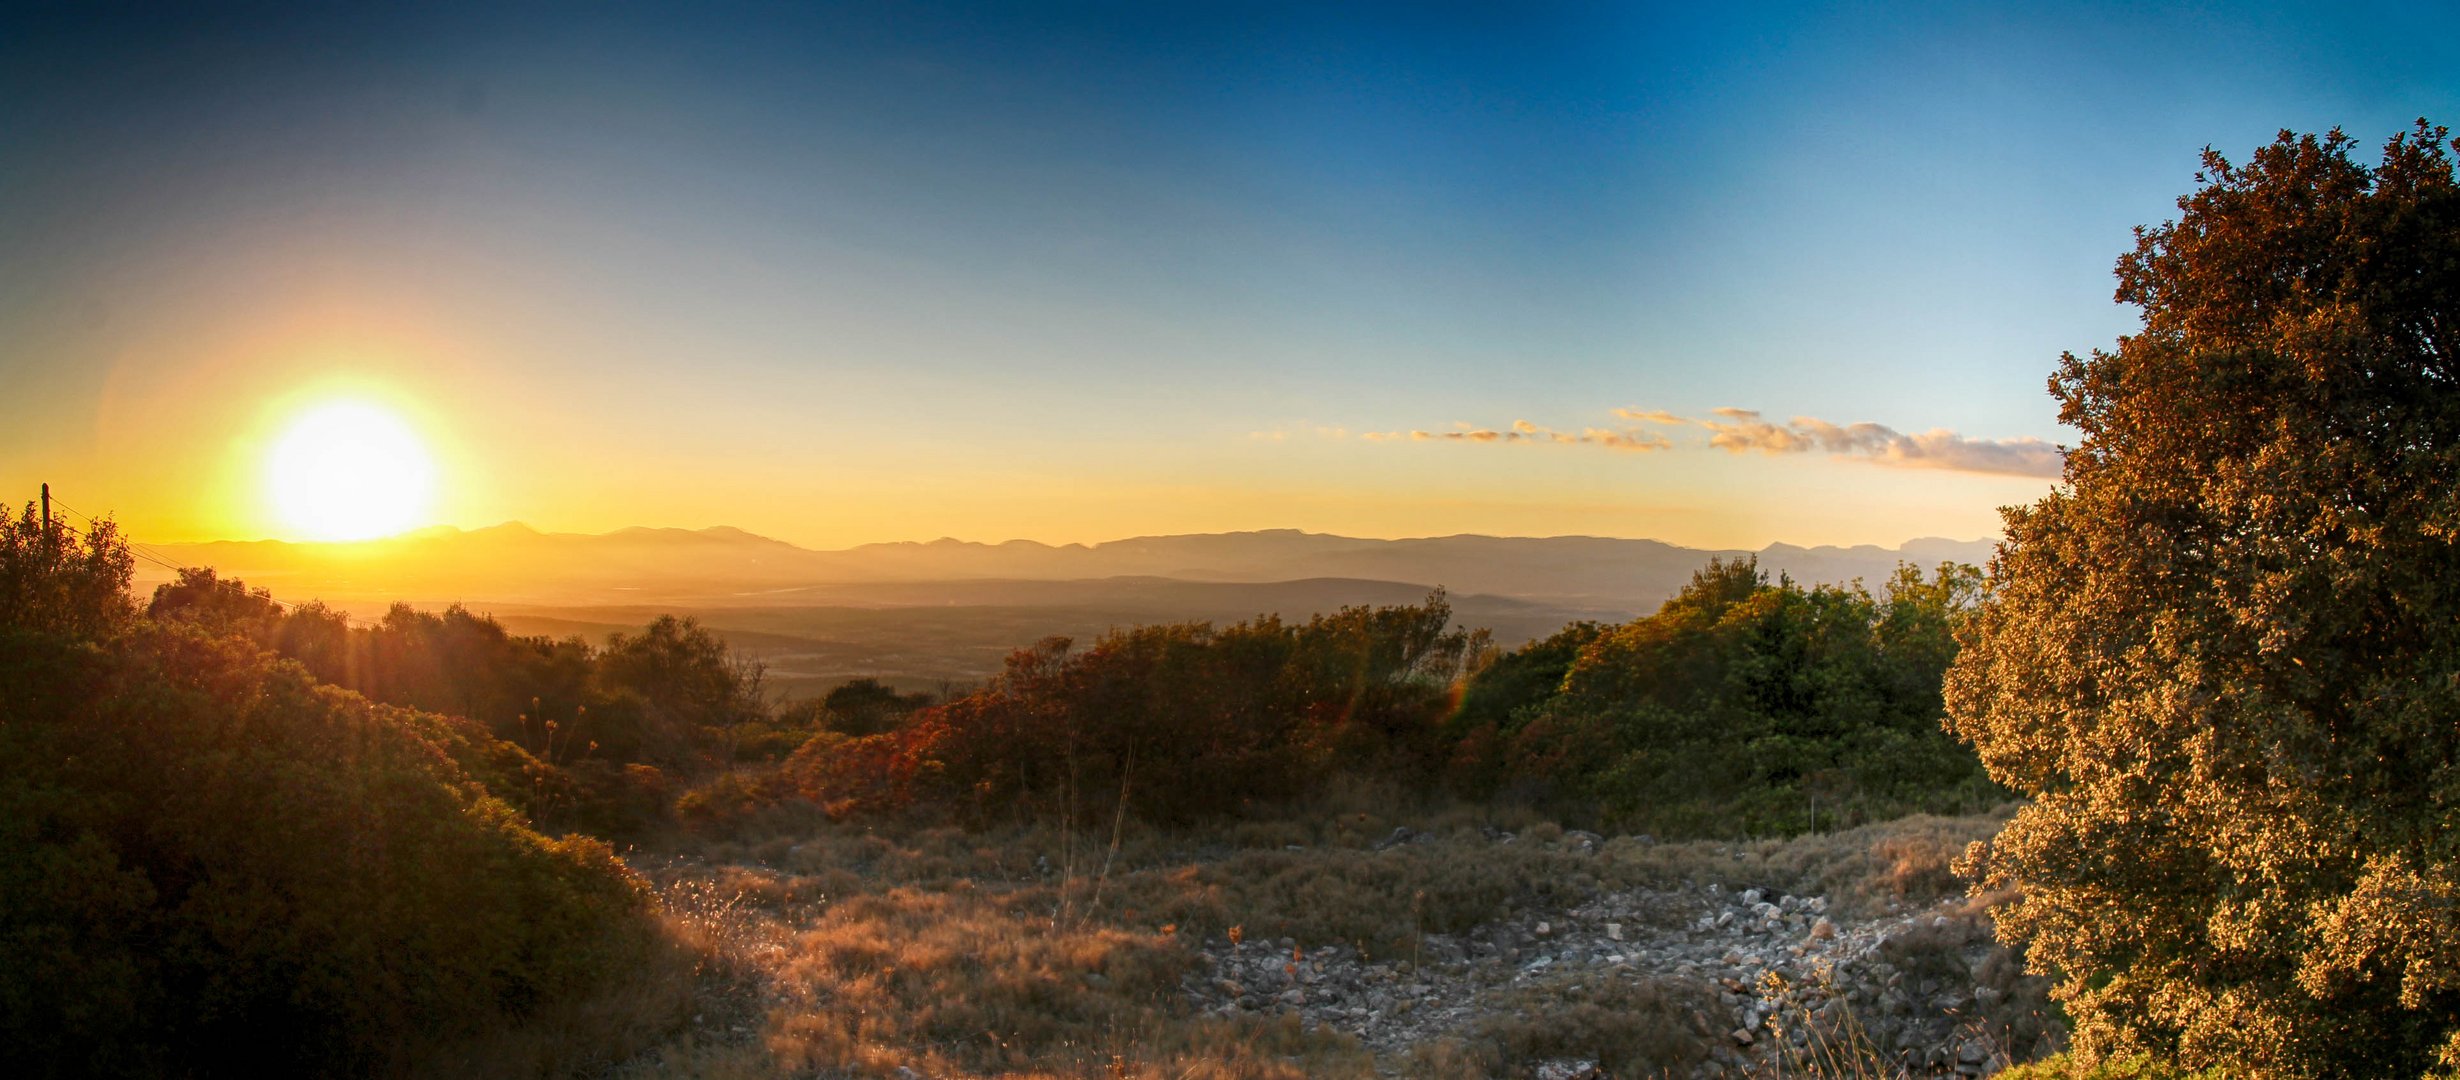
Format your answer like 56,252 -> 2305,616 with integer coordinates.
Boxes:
776,560 -> 1997,835
787,598 -> 1484,824
1449,558 -> 2002,835
0,507 -> 660,1076
147,567 -> 781,836
133,541 -> 1998,841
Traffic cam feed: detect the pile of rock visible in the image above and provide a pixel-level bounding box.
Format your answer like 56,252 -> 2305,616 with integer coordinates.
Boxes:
1180,834 -> 2057,1077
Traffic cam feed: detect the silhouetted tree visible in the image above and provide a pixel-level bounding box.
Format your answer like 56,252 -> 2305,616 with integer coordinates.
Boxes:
790,593 -> 1479,824
815,677 -> 933,736
0,501 -> 133,641
0,503 -> 656,1075
594,614 -> 755,768
147,566 -> 282,642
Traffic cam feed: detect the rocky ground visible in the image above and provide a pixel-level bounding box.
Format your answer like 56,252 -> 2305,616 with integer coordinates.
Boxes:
1181,827 -> 2061,1078
624,811 -> 2057,1078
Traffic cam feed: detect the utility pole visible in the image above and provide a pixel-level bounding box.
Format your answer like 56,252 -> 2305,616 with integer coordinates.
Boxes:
40,483 -> 49,531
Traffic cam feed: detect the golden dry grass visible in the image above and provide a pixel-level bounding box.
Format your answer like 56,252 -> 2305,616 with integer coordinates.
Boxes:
602,792 -> 2019,1079
616,864 -> 1370,1080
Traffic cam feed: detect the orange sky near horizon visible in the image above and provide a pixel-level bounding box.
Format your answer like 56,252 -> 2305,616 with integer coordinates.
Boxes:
21,318 -> 2050,552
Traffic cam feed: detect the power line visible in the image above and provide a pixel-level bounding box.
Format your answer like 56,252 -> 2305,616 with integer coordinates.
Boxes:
45,495 -> 193,574
42,513 -> 187,576
37,490 -> 294,610
43,496 -> 182,570
47,497 -> 178,570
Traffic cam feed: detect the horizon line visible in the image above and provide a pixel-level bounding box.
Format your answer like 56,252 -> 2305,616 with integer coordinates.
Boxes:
139,520 -> 2003,554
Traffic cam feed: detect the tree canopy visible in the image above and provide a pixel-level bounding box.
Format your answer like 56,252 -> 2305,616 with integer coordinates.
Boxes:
788,592 -> 1484,824
0,504 -> 659,1075
1947,122 -> 2460,1076
1457,557 -> 1996,836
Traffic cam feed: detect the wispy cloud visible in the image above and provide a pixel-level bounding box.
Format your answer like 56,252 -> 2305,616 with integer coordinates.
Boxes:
1611,407 -> 1688,425
1699,409 -> 2062,477
1352,406 -> 2062,477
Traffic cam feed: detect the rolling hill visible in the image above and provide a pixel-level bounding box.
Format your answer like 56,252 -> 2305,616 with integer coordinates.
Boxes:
133,526 -> 1995,696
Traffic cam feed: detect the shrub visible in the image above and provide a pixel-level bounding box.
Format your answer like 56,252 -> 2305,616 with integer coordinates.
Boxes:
2000,1054 -> 2245,1080
1472,558 -> 1999,836
0,517 -> 668,1075
790,594 -> 1479,825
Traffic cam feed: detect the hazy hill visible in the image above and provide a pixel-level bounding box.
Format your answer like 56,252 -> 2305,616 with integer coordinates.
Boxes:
134,527 -> 1993,695
142,526 -> 1993,611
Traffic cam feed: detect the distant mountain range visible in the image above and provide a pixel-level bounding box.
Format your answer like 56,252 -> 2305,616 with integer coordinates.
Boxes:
143,525 -> 1995,612
134,526 -> 1999,692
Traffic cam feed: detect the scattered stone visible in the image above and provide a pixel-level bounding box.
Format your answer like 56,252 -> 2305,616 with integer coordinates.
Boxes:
1168,827 -> 2054,1076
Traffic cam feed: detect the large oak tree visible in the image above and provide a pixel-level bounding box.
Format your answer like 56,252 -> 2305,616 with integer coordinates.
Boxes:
1948,122 -> 2460,1076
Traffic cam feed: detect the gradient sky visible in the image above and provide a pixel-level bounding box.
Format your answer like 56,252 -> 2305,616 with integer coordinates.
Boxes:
5,1 -> 2453,549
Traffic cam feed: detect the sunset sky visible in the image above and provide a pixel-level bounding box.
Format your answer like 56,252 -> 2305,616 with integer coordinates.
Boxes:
5,2 -> 2452,550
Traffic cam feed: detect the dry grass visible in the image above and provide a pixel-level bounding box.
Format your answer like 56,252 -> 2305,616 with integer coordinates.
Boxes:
1446,979 -> 1722,1077
400,924 -> 705,1079
615,857 -> 1369,1079
606,795 -> 2024,1078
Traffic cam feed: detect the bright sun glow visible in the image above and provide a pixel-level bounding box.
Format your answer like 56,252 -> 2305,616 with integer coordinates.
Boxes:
266,400 -> 437,540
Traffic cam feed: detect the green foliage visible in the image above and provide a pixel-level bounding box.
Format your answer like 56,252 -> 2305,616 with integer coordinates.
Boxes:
351,603 -> 603,760
1947,122 -> 2460,1077
1447,620 -> 1603,737
791,593 -> 1480,824
134,570 -> 785,836
811,676 -> 934,737
147,565 -> 284,639
1441,619 -> 1605,796
598,614 -> 765,763
1462,557 -> 1998,836
0,501 -> 134,641
2000,1054 -> 2246,1080
781,561 -> 1996,839
0,522 -> 660,1075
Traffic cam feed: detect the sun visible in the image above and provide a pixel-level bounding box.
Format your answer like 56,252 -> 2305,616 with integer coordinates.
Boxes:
266,400 -> 438,541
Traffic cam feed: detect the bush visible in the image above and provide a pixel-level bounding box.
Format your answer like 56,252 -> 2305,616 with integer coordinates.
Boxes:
0,515 -> 667,1075
1466,558 -> 2000,836
790,594 -> 1480,826
2001,1054 -> 2245,1080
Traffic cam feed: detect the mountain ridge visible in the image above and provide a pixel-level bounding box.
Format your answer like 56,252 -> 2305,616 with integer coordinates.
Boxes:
140,524 -> 1995,613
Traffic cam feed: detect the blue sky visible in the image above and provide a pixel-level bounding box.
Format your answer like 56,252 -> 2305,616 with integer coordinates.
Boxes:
4,1 -> 2453,547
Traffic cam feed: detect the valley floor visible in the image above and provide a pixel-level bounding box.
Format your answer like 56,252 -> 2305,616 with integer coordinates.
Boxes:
604,801 -> 2060,1079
